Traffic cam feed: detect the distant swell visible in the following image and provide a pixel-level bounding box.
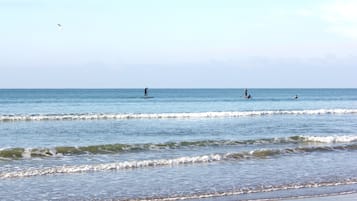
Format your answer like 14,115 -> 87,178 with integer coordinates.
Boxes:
1,135 -> 357,159
1,143 -> 357,179
1,109 -> 357,121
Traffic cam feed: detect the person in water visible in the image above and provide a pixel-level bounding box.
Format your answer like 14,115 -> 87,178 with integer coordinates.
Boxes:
294,95 -> 298,99
244,88 -> 251,99
144,88 -> 148,96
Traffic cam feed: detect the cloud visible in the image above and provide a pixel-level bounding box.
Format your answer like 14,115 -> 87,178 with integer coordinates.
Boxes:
296,0 -> 357,39
321,0 -> 357,23
320,0 -> 357,39
326,25 -> 357,39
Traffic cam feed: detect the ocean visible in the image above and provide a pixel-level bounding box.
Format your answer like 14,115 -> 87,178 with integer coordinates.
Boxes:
0,89 -> 356,200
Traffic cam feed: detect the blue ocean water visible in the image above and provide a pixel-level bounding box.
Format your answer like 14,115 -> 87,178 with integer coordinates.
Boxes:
0,89 -> 357,200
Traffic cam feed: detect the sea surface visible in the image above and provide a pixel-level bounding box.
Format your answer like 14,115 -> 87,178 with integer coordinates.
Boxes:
0,89 -> 356,201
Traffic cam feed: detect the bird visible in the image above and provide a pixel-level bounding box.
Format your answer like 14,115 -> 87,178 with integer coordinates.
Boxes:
57,24 -> 63,30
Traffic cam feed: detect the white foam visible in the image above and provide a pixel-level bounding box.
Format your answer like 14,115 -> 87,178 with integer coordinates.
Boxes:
0,154 -> 225,179
139,178 -> 357,201
1,109 -> 357,121
301,135 -> 357,143
21,149 -> 32,159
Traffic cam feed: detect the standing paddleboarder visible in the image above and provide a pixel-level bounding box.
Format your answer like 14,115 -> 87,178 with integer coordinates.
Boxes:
144,87 -> 148,96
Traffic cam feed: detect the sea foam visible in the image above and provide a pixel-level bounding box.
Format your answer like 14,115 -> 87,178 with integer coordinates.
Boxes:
301,135 -> 357,143
136,178 -> 357,201
1,109 -> 357,122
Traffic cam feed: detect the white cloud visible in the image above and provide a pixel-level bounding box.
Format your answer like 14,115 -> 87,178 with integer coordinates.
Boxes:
296,1 -> 357,39
321,0 -> 357,23
320,0 -> 357,39
327,25 -> 357,39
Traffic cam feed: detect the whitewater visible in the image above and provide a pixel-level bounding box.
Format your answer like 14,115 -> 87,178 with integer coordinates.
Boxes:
1,109 -> 357,121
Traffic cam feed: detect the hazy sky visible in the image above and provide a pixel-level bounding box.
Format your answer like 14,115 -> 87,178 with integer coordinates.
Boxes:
0,0 -> 357,88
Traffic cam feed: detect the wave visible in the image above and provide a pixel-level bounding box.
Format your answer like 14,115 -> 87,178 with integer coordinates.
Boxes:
134,178 -> 357,201
1,109 -> 357,122
301,135 -> 357,143
1,143 -> 356,179
1,135 -> 357,159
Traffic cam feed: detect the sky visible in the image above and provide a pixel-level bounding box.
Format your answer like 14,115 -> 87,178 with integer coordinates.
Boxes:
0,0 -> 357,88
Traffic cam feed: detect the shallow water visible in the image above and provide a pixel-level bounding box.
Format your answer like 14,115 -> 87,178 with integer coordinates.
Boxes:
0,89 -> 356,200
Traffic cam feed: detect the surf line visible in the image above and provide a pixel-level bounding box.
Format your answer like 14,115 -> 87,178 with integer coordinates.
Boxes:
135,178 -> 357,201
1,109 -> 357,121
1,143 -> 357,178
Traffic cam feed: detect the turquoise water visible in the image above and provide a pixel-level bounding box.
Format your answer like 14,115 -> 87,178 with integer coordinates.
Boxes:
0,89 -> 357,200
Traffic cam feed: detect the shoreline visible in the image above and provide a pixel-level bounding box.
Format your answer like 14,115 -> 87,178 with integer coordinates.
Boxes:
282,192 -> 357,201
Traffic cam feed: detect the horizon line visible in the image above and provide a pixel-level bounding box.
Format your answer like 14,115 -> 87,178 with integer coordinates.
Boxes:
0,87 -> 356,90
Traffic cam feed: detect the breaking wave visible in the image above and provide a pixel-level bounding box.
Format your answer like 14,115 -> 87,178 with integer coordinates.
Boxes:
1,143 -> 356,179
1,109 -> 357,122
301,135 -> 357,143
1,135 -> 357,159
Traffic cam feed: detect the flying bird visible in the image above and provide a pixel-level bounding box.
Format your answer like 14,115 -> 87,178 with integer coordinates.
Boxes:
57,24 -> 63,30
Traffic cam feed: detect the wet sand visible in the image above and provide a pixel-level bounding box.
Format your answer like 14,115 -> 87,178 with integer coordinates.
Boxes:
284,193 -> 357,201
